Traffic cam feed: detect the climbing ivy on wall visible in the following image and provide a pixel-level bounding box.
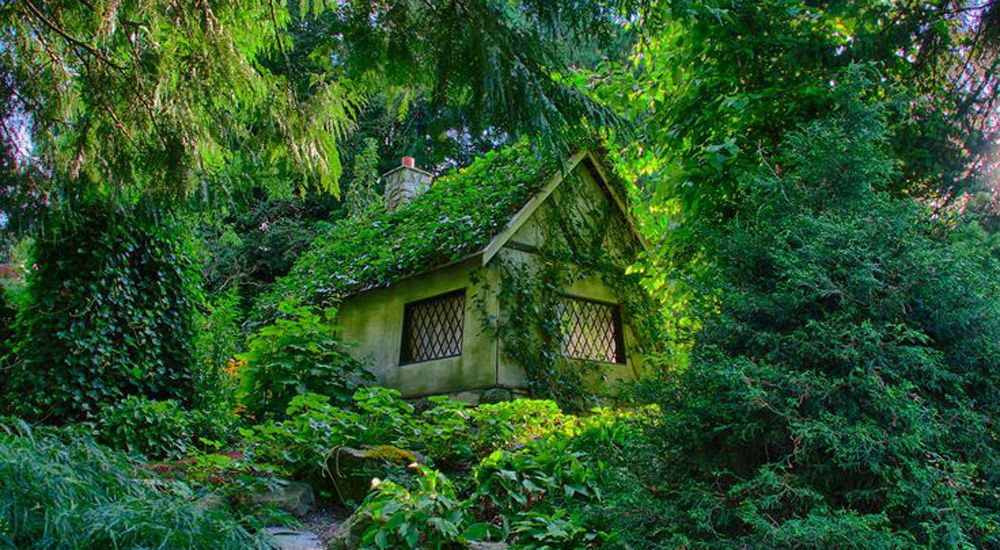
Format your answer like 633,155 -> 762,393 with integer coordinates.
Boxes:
475,167 -> 665,410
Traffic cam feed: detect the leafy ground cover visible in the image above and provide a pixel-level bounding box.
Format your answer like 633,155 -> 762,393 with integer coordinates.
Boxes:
0,386 -> 652,549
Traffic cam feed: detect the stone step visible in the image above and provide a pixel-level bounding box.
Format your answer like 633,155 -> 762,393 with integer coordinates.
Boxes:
265,528 -> 324,550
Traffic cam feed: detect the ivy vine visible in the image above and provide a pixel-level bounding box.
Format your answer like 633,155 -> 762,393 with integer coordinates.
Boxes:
473,166 -> 664,410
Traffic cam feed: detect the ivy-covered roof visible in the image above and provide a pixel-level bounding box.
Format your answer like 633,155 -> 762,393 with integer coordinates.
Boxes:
267,143 -> 562,307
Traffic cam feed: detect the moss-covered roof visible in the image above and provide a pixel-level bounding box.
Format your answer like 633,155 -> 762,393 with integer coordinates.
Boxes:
266,143 -> 562,307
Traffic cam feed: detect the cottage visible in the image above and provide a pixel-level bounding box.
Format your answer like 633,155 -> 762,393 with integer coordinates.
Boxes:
286,144 -> 652,402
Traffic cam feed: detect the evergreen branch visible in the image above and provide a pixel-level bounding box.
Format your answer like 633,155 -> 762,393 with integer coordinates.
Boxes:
21,0 -> 124,72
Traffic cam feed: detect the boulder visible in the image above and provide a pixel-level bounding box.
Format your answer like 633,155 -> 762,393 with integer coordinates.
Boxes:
250,480 -> 315,517
326,509 -> 373,550
480,388 -> 515,404
469,543 -> 510,550
324,445 -> 419,506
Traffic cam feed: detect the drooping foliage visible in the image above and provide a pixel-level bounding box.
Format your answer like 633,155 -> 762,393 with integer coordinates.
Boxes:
0,0 -> 637,203
6,200 -> 202,422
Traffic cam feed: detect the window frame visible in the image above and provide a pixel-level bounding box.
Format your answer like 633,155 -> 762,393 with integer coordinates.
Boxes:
557,293 -> 627,365
399,288 -> 467,366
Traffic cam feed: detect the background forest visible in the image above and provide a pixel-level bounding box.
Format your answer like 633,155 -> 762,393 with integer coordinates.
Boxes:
0,0 -> 999,548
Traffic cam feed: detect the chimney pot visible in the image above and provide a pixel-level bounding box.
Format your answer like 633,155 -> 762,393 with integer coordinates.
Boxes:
402,156 -> 415,168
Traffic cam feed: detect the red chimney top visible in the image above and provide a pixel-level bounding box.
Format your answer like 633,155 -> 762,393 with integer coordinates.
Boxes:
401,156 -> 415,168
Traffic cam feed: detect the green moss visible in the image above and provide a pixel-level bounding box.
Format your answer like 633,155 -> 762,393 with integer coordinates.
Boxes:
362,445 -> 418,465
260,142 -> 558,314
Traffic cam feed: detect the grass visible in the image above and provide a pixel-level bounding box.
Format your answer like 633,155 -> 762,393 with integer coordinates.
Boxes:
0,418 -> 271,549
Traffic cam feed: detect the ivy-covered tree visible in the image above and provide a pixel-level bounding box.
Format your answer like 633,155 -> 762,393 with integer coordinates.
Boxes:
5,199 -> 203,422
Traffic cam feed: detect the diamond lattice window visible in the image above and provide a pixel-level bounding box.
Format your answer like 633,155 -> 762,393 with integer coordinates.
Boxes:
400,290 -> 466,364
559,296 -> 625,364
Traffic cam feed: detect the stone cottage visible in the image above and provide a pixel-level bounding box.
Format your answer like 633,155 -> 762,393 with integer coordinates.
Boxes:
287,144 -> 650,401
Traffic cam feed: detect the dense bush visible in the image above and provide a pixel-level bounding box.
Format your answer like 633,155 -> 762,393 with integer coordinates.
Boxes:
239,301 -> 373,419
96,397 -> 195,459
5,200 -> 203,421
0,287 -> 17,398
357,465 -> 481,549
96,396 -> 237,460
241,389 -> 588,479
244,391 -> 392,477
622,96 -> 1000,547
0,419 -> 265,549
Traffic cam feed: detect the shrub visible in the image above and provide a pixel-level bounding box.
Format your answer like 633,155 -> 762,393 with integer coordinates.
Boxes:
96,396 -> 195,459
243,388 -> 420,477
0,419 -> 265,549
242,392 -> 358,476
511,508 -> 605,549
242,390 -> 580,479
418,396 -> 475,466
351,386 -> 422,445
96,396 -> 238,460
6,200 -> 202,421
192,287 -> 244,410
469,399 -> 571,456
358,465 -> 487,549
239,300 -> 372,419
475,439 -> 601,521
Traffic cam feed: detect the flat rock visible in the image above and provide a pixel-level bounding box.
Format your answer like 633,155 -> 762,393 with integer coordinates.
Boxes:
480,388 -> 515,404
265,528 -> 324,550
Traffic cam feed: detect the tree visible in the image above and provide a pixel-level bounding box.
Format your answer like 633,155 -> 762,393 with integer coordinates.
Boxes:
5,199 -> 203,422
344,138 -> 385,219
1,0 -> 640,203
621,84 -> 1000,547
596,0 -> 1000,228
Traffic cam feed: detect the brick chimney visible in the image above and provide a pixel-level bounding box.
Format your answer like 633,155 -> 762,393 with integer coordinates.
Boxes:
383,156 -> 433,212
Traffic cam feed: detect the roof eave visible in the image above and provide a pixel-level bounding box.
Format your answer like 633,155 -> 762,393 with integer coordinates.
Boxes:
339,251 -> 485,301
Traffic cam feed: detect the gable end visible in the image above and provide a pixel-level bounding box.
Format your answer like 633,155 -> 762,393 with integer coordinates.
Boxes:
481,150 -> 641,266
